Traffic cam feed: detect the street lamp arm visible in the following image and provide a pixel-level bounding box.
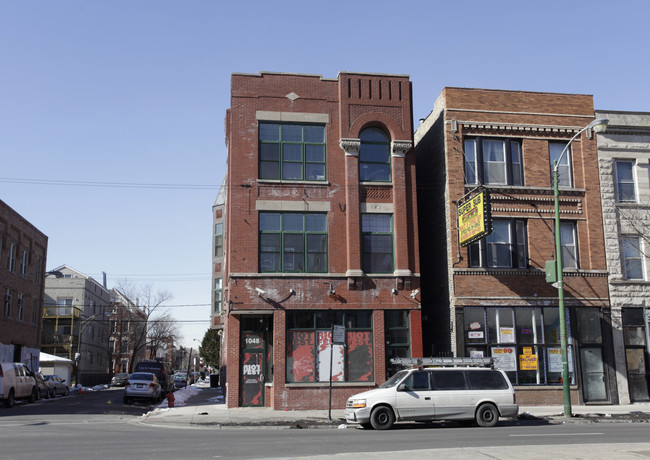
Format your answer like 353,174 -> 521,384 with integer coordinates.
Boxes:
553,118 -> 609,173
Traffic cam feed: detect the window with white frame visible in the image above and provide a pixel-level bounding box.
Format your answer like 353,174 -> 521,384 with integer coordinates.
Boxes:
214,278 -> 223,313
20,250 -> 28,276
549,142 -> 572,188
17,293 -> 24,321
469,219 -> 527,268
3,289 -> 12,317
621,236 -> 644,280
560,222 -> 578,269
8,243 -> 16,272
214,223 -> 223,257
615,160 -> 637,202
464,138 -> 523,186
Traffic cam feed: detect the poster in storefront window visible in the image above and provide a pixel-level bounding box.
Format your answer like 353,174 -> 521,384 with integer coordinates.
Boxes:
287,331 -> 315,382
346,331 -> 373,381
548,347 -> 574,373
317,331 -> 344,382
499,327 -> 515,343
491,347 -> 516,371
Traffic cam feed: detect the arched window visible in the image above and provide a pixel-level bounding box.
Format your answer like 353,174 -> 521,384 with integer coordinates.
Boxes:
359,127 -> 390,182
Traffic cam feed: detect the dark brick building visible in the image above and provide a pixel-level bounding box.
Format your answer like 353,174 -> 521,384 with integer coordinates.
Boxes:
0,199 -> 48,369
216,72 -> 422,409
414,88 -> 615,405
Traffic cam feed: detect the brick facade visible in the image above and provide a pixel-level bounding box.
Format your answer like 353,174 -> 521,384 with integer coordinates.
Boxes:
415,88 -> 615,406
0,199 -> 48,369
217,72 -> 422,409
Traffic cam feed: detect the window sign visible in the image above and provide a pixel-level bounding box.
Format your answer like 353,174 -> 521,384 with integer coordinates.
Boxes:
519,353 -> 538,371
499,327 -> 515,343
491,347 -> 516,371
458,189 -> 492,247
468,331 -> 484,339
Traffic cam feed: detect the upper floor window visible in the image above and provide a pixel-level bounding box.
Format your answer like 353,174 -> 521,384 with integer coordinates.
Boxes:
621,236 -> 644,280
361,214 -> 394,273
549,142 -> 572,188
20,250 -> 28,276
469,219 -> 527,268
615,160 -> 637,202
17,293 -> 24,321
259,212 -> 328,273
560,222 -> 578,269
214,223 -> 223,258
258,122 -> 326,181
360,127 -> 391,182
8,243 -> 16,272
214,278 -> 223,313
464,138 -> 522,186
3,289 -> 12,317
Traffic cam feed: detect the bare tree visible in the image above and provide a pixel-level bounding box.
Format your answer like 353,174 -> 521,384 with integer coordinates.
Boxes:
148,313 -> 181,359
115,280 -> 174,373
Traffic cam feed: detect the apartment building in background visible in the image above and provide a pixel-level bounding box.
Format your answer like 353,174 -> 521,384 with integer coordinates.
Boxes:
108,288 -> 147,374
216,71 -> 422,409
414,88 -> 615,405
0,199 -> 48,370
42,265 -> 111,386
596,110 -> 650,404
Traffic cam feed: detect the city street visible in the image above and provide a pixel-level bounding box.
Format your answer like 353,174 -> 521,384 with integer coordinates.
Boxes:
2,388 -> 650,459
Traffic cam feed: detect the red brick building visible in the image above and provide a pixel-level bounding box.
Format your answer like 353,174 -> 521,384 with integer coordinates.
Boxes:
0,199 -> 48,370
414,88 -> 616,405
216,72 -> 422,409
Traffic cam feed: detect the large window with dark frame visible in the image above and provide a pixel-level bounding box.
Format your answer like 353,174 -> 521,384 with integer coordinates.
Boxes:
286,310 -> 373,383
560,221 -> 578,269
464,306 -> 575,386
258,122 -> 326,181
469,219 -> 527,268
259,212 -> 327,273
464,138 -> 523,186
359,127 -> 391,182
361,214 -> 394,273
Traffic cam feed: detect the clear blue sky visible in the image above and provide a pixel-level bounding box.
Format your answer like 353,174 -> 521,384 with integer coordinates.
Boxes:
1,0 -> 648,347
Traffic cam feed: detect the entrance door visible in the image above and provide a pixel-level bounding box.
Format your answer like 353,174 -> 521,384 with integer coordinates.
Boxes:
240,331 -> 265,407
580,347 -> 607,402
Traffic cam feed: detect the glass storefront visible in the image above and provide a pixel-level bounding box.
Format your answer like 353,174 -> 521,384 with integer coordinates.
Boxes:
463,307 -> 575,386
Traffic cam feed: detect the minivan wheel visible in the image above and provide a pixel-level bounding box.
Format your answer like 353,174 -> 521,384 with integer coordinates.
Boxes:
5,389 -> 15,408
370,406 -> 395,430
475,403 -> 499,427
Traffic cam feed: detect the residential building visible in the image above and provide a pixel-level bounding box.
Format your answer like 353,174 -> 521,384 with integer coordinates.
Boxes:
216,71 -> 422,409
414,88 -> 614,405
596,110 -> 650,404
42,265 -> 111,386
0,199 -> 48,370
108,288 -> 147,374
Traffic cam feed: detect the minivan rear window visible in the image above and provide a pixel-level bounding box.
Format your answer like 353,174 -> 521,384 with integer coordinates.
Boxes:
466,371 -> 508,390
431,370 -> 467,390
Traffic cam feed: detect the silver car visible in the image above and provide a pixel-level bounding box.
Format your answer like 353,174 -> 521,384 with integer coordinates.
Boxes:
123,372 -> 161,404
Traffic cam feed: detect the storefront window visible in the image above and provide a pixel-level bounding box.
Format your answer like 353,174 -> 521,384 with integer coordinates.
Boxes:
463,306 -> 574,386
286,311 -> 373,383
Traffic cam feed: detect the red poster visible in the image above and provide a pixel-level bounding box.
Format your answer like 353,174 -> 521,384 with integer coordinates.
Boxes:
287,331 -> 315,382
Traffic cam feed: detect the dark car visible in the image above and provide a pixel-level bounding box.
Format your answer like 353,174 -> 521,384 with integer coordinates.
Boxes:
173,372 -> 188,389
133,361 -> 172,393
34,372 -> 52,399
44,374 -> 70,396
111,373 -> 129,387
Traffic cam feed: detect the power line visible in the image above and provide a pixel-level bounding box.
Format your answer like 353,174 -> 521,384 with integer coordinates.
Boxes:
0,177 -> 220,190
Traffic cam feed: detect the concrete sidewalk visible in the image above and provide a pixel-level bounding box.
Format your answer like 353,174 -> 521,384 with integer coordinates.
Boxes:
137,381 -> 650,430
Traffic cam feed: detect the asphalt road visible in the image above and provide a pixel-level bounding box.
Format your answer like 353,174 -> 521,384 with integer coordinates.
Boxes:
2,389 -> 650,459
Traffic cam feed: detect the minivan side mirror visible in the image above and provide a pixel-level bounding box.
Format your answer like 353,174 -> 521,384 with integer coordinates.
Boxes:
397,383 -> 407,392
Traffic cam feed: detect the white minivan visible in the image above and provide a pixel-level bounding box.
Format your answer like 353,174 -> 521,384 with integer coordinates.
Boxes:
345,367 -> 518,430
0,362 -> 38,408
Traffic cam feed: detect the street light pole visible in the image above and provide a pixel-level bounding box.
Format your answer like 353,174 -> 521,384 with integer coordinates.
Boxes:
552,117 -> 608,417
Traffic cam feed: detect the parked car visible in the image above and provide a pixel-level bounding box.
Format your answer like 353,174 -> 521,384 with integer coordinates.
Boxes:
111,373 -> 129,387
123,372 -> 162,404
34,372 -> 52,399
134,361 -> 172,393
44,374 -> 70,396
0,362 -> 38,408
345,366 -> 518,430
173,372 -> 188,389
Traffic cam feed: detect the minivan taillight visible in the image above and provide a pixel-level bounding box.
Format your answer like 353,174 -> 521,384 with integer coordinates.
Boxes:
125,382 -> 130,387
149,383 -> 156,388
